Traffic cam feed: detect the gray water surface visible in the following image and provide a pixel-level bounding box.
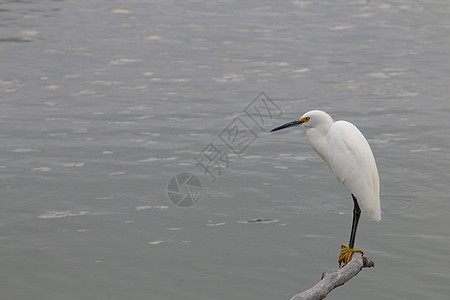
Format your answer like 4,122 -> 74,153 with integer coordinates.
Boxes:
1,1 -> 450,299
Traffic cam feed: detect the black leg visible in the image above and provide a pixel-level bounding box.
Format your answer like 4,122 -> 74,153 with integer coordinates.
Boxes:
339,194 -> 363,267
348,194 -> 361,249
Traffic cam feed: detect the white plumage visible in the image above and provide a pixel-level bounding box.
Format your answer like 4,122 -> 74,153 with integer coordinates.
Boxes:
301,111 -> 381,221
271,110 -> 381,266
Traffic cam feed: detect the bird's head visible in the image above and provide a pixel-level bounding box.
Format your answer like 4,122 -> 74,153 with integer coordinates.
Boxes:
270,110 -> 333,132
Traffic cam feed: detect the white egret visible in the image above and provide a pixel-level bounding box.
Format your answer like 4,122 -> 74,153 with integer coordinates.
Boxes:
271,110 -> 381,267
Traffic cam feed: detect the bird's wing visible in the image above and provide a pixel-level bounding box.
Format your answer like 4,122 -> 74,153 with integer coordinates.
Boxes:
327,121 -> 381,221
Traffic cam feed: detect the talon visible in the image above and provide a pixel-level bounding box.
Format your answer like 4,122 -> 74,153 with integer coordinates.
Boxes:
338,244 -> 364,267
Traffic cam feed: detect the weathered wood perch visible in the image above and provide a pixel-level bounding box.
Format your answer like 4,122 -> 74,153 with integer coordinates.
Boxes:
290,253 -> 374,300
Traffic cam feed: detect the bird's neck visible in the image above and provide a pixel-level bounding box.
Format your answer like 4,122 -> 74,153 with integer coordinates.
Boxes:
306,127 -> 332,168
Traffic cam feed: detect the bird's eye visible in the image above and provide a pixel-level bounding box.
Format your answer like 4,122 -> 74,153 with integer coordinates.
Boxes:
304,117 -> 310,122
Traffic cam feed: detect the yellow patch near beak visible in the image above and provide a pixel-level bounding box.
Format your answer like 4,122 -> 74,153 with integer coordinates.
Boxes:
299,117 -> 310,123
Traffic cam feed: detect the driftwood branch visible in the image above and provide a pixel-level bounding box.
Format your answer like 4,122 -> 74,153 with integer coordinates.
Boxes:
290,253 -> 374,300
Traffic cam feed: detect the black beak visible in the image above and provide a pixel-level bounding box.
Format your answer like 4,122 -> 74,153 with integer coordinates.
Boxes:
270,120 -> 303,132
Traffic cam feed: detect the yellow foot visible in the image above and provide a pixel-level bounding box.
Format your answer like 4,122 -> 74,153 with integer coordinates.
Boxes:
338,244 -> 363,267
